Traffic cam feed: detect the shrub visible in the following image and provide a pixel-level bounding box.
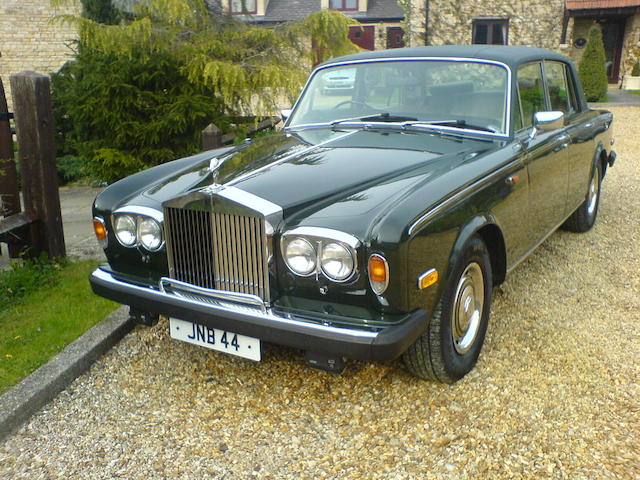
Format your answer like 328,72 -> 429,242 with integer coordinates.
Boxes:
578,26 -> 608,102
56,154 -> 86,184
51,1 -> 360,183
52,50 -> 227,183
632,60 -> 640,77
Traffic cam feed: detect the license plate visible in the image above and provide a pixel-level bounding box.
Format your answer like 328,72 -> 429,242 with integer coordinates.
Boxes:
169,318 -> 261,361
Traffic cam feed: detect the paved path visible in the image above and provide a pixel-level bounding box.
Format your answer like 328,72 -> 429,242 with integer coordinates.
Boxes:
589,85 -> 640,108
0,185 -> 103,268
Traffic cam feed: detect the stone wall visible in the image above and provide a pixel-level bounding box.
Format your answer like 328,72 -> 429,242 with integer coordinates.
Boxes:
621,14 -> 640,76
0,0 -> 79,110
408,0 -> 567,51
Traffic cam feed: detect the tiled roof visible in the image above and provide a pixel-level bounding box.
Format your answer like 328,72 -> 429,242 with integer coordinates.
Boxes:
257,0 -> 403,22
566,0 -> 640,9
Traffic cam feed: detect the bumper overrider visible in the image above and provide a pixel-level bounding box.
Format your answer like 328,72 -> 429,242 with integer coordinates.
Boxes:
90,266 -> 428,362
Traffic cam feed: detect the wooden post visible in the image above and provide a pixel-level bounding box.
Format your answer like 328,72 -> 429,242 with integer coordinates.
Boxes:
0,77 -> 22,257
202,123 -> 222,151
10,71 -> 65,259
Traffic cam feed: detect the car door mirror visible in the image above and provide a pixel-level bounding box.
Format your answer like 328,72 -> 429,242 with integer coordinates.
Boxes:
280,109 -> 292,121
530,111 -> 564,139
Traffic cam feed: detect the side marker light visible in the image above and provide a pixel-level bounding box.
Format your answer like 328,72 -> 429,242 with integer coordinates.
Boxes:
418,269 -> 438,290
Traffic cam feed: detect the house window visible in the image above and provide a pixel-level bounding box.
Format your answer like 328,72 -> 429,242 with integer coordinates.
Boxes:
230,0 -> 256,14
330,0 -> 358,11
472,19 -> 508,45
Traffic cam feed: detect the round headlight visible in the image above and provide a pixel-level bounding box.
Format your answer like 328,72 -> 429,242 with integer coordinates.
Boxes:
284,238 -> 317,276
114,215 -> 137,247
321,242 -> 354,281
138,217 -> 163,251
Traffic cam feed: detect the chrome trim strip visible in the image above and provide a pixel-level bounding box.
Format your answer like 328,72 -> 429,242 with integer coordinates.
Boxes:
283,226 -> 361,249
92,268 -> 378,339
114,205 -> 164,223
160,277 -> 267,312
408,158 -> 522,236
225,130 -> 358,187
286,56 -> 512,137
286,121 -> 509,140
217,185 -> 282,217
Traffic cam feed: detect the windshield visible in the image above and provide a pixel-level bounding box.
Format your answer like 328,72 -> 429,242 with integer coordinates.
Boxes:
287,60 -> 509,134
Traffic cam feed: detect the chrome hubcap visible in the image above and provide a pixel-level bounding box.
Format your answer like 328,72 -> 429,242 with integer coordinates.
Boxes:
452,262 -> 484,354
586,169 -> 600,217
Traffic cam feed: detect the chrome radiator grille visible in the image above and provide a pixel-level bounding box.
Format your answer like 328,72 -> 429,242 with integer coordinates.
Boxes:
164,207 -> 270,301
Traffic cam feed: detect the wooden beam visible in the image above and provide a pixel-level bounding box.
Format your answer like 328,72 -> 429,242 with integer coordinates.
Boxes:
10,71 -> 66,259
0,77 -> 22,257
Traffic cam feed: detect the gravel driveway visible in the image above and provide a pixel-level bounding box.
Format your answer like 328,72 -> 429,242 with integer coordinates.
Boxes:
1,107 -> 638,480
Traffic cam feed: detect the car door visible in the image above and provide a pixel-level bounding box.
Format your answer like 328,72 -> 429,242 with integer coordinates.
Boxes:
516,61 -> 570,246
544,60 -> 597,213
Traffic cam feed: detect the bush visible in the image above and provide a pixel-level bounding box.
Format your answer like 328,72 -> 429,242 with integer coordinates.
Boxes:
52,50 -> 227,184
56,154 -> 87,184
632,60 -> 640,77
578,26 -> 608,102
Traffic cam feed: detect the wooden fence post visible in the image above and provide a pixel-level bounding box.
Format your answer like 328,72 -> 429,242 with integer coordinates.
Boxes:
10,71 -> 65,259
0,77 -> 22,257
202,123 -> 222,151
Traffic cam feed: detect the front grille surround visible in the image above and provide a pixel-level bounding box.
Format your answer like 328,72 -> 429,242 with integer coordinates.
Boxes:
163,187 -> 282,304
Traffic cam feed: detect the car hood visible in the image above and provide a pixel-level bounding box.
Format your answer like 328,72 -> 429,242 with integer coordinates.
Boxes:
130,128 -> 497,238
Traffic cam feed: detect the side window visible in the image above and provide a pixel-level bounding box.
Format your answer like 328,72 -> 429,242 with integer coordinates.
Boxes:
517,62 -> 546,129
544,61 -> 578,115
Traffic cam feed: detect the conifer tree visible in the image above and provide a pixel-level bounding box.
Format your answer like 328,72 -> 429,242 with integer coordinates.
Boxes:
51,0 -> 359,182
578,26 -> 608,102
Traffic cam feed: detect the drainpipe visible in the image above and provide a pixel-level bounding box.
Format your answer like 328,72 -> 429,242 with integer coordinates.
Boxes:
424,0 -> 430,45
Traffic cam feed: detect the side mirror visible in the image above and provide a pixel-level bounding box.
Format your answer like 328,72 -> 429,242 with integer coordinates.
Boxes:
530,111 -> 564,139
280,109 -> 292,121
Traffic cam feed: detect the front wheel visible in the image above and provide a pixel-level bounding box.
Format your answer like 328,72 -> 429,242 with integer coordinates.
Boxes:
403,236 -> 493,383
562,159 -> 602,233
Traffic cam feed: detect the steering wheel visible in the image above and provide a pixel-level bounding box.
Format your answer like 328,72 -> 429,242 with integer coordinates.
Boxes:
334,100 -> 375,110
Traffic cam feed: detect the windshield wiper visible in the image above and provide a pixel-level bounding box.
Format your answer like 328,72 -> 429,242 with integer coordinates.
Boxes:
406,119 -> 498,133
330,112 -> 418,128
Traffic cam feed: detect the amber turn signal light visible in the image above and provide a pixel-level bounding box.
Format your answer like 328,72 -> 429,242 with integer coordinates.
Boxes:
368,254 -> 389,295
418,268 -> 438,290
93,217 -> 108,248
93,218 -> 107,239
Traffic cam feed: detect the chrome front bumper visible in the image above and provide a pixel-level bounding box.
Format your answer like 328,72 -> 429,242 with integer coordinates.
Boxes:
89,267 -> 428,361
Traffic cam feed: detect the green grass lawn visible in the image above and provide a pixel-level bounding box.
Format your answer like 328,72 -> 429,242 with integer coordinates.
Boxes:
626,90 -> 640,97
0,260 -> 118,393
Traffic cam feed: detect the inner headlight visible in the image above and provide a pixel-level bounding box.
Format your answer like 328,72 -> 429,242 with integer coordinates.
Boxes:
138,217 -> 163,251
321,242 -> 354,281
284,237 -> 317,276
114,215 -> 137,247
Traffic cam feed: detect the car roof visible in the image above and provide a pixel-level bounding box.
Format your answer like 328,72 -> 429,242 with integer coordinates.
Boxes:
319,45 -> 572,70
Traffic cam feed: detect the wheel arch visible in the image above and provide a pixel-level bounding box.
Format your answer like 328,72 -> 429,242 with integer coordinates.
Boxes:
448,215 -> 507,287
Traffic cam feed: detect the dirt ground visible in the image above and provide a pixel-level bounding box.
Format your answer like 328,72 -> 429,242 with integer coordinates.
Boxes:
0,107 -> 638,480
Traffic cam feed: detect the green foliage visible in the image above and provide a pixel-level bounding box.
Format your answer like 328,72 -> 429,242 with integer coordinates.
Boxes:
578,26 -> 608,102
80,0 -> 119,24
632,60 -> 640,77
0,260 -> 117,393
56,154 -> 86,184
51,0 -> 359,183
52,49 -> 227,183
0,255 -> 61,310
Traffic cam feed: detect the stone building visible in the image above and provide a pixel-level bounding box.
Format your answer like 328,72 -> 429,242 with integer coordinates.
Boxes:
406,0 -> 640,85
0,0 -> 80,110
225,0 -> 406,51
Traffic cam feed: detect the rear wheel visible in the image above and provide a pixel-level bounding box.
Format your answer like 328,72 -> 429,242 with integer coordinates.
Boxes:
403,236 -> 492,383
562,159 -> 602,233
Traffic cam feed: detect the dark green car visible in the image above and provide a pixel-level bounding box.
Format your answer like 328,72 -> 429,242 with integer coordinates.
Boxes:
90,46 -> 616,382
